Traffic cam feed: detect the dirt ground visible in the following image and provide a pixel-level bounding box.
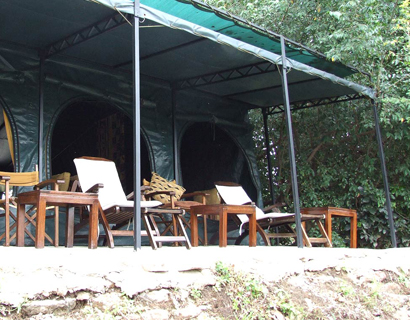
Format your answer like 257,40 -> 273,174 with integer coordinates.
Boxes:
0,246 -> 409,319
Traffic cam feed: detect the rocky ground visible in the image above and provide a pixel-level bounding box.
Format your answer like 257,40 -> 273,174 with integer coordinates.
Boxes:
0,246 -> 409,319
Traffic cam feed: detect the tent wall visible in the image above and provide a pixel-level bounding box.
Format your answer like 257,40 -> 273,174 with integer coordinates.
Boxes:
175,89 -> 262,206
0,41 -> 262,204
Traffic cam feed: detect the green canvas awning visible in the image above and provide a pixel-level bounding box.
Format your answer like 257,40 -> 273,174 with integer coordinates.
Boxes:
94,0 -> 374,102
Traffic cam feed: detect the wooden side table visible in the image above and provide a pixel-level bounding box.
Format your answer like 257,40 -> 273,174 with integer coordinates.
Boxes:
16,190 -> 99,249
301,207 -> 357,248
190,204 -> 256,247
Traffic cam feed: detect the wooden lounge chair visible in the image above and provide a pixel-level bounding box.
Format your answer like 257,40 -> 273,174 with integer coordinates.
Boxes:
150,192 -> 209,245
0,168 -> 64,246
214,182 -> 332,247
73,157 -> 191,249
142,172 -> 209,245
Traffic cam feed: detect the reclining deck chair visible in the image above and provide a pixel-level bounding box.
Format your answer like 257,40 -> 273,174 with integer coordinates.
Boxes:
73,157 -> 191,249
0,169 -> 64,246
215,182 -> 331,247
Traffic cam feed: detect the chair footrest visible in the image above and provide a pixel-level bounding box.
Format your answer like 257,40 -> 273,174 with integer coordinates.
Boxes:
309,238 -> 329,244
268,233 -> 296,238
153,236 -> 188,243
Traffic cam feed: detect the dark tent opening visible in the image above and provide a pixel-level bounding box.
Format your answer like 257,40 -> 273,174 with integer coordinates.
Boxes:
51,101 -> 150,194
0,106 -> 13,172
180,122 -> 256,201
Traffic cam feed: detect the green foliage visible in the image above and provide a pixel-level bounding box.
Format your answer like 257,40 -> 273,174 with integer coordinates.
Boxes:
190,287 -> 202,300
208,0 -> 410,248
215,261 -> 232,289
214,262 -> 275,319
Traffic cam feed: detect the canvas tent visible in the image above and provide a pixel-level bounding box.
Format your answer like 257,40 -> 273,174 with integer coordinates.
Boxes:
0,0 -> 395,248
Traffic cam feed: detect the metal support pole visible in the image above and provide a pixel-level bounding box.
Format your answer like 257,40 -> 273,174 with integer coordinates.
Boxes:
371,99 -> 397,247
133,0 -> 142,251
280,36 -> 303,248
172,87 -> 179,183
38,51 -> 45,181
262,108 -> 275,204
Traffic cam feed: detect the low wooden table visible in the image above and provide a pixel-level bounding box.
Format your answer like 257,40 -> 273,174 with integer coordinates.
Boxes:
301,207 -> 357,248
16,190 -> 99,249
190,204 -> 256,247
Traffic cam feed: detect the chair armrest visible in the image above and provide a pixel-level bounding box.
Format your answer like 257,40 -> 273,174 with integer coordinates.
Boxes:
84,183 -> 104,193
144,190 -> 177,208
181,192 -> 210,199
0,176 -> 10,201
262,202 -> 286,213
242,201 -> 254,206
180,192 -> 210,205
144,190 -> 176,198
127,186 -> 153,200
35,178 -> 65,190
126,192 -> 134,200
0,176 -> 10,182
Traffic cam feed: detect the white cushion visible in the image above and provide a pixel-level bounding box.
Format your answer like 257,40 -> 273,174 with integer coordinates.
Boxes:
74,158 -> 162,211
215,184 -> 294,234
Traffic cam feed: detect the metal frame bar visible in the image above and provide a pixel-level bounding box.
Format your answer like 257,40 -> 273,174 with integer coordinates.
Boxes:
222,78 -> 320,98
280,36 -> 303,248
264,93 -> 365,115
38,51 -> 45,181
45,13 -> 132,58
174,61 -> 278,90
186,0 -> 364,75
262,108 -> 275,204
114,38 -> 206,69
133,1 -> 142,251
372,99 -> 397,247
172,86 -> 179,183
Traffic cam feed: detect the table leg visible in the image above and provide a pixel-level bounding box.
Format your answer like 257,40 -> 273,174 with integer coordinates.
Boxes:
54,206 -> 59,247
203,215 -> 208,246
35,198 -> 47,249
16,202 -> 25,247
351,213 -> 357,248
325,212 -> 332,244
190,211 -> 199,247
219,207 -> 227,247
65,206 -> 74,248
247,209 -> 257,247
88,201 -> 99,249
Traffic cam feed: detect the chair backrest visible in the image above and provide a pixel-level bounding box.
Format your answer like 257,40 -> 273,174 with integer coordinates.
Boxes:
0,170 -> 39,187
73,157 -> 127,210
215,182 -> 265,223
214,182 -> 252,206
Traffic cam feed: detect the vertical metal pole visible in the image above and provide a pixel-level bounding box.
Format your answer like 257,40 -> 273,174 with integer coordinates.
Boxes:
38,51 -> 44,181
372,99 -> 397,247
172,87 -> 179,183
280,36 -> 303,248
133,0 -> 142,251
262,108 -> 275,204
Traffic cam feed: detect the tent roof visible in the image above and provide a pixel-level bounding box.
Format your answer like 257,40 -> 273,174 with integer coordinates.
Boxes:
0,0 -> 374,110
141,0 -> 355,78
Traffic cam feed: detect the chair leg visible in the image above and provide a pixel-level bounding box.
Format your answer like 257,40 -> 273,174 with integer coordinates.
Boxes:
148,213 -> 162,248
175,214 -> 191,249
98,208 -> 114,248
301,225 -> 312,247
235,223 -> 272,246
5,203 -> 10,246
256,223 -> 271,246
172,215 -> 179,246
142,213 -> 158,250
316,220 -> 332,247
234,230 -> 248,245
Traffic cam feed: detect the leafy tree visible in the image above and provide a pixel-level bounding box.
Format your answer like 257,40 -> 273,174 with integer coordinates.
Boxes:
208,0 -> 410,248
